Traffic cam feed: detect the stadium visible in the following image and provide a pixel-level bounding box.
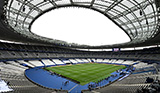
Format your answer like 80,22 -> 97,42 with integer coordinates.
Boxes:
0,0 -> 160,93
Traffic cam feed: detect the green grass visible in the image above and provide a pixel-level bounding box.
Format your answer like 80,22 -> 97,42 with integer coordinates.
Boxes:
45,63 -> 126,85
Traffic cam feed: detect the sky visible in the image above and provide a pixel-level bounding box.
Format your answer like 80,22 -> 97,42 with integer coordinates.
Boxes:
31,7 -> 130,46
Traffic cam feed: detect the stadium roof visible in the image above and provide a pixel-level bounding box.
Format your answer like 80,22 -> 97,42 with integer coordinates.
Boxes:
0,0 -> 160,49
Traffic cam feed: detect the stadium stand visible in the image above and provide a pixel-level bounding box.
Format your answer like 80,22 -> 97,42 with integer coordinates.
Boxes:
69,59 -> 78,64
83,64 -> 159,93
0,44 -> 159,92
96,59 -> 103,63
81,59 -> 90,63
52,59 -> 64,65
28,60 -> 44,67
0,70 -> 56,93
41,59 -> 55,66
17,60 -> 35,68
62,59 -> 71,64
75,59 -> 85,63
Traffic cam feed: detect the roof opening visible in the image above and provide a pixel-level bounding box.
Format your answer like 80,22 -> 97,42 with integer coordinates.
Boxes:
31,7 -> 130,46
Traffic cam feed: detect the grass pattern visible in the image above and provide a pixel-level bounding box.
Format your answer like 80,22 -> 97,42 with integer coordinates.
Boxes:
45,63 -> 126,85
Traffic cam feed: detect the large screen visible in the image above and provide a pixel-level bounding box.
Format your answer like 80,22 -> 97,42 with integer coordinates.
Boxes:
112,48 -> 120,52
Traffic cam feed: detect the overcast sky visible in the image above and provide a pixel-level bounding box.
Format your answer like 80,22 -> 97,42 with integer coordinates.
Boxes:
31,7 -> 130,46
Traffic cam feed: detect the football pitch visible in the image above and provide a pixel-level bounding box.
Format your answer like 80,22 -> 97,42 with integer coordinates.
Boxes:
45,63 -> 126,85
